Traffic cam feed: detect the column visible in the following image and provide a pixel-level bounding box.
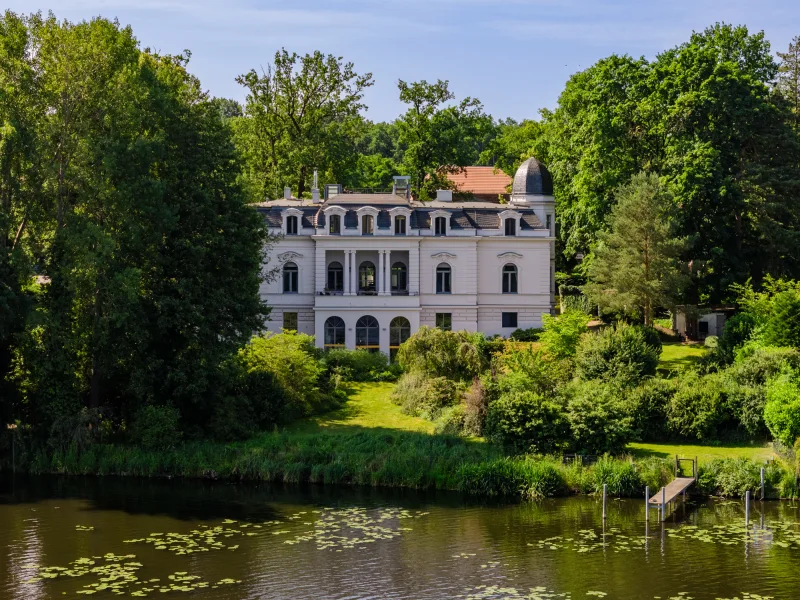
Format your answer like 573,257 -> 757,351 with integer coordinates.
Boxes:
385,250 -> 392,294
350,250 -> 358,294
378,250 -> 386,296
409,243 -> 420,295
344,250 -> 352,295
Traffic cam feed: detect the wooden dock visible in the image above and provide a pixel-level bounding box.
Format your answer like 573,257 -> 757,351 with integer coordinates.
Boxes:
649,477 -> 696,505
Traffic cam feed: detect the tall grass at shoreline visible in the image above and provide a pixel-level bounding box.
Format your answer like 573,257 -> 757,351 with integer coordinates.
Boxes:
7,428 -> 795,500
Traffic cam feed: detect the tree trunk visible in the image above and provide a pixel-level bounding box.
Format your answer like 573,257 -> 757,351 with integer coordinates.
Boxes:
297,165 -> 307,198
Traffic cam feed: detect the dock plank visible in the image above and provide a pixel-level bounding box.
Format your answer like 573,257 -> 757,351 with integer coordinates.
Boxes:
649,477 -> 695,505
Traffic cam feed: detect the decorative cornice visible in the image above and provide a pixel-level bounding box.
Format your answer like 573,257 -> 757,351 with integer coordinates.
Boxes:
278,251 -> 304,261
281,207 -> 303,216
497,252 -> 523,260
431,252 -> 457,260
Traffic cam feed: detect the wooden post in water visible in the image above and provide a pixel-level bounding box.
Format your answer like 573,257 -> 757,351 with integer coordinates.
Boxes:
745,490 -> 751,526
602,484 -> 607,520
760,467 -> 765,501
661,487 -> 666,522
645,486 -> 650,521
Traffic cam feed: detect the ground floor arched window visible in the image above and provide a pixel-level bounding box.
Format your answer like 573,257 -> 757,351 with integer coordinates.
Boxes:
356,315 -> 380,353
389,316 -> 411,361
324,316 -> 346,349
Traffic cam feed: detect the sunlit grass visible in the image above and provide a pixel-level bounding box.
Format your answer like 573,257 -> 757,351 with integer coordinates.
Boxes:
628,441 -> 775,464
658,342 -> 707,375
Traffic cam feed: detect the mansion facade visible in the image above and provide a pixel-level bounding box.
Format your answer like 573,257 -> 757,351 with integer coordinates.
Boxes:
258,157 -> 556,355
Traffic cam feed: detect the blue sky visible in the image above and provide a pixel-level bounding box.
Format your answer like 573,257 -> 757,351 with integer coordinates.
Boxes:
9,0 -> 798,122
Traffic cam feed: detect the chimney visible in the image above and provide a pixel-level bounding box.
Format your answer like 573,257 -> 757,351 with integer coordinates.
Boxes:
393,176 -> 411,198
311,169 -> 320,203
283,186 -> 292,200
436,189 -> 453,202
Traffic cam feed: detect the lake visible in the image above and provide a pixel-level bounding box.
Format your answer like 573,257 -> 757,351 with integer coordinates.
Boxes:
2,476 -> 799,599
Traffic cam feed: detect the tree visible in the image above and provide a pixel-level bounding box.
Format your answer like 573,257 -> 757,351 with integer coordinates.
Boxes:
584,172 -> 689,326
478,118 -> 545,177
235,50 -> 373,200
395,79 -> 491,199
538,310 -> 590,359
777,35 -> 800,131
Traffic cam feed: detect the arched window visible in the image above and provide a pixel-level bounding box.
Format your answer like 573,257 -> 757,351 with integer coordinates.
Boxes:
391,262 -> 407,293
436,263 -> 451,294
362,215 -> 374,235
324,316 -> 346,349
359,261 -> 376,294
329,214 -> 341,235
327,261 -> 343,292
502,264 -> 518,294
389,316 -> 411,361
434,216 -> 447,236
395,215 -> 406,235
504,218 -> 516,236
286,215 -> 298,235
283,262 -> 298,293
356,315 -> 380,353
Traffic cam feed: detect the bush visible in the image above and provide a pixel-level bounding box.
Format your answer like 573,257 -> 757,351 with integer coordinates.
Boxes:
434,405 -> 466,435
322,349 -> 392,382
539,310 -> 590,359
761,290 -> 800,348
575,322 -> 661,384
667,372 -> 730,441
485,391 -> 570,455
764,373 -> 800,447
509,327 -> 543,342
517,458 -> 569,499
704,335 -> 718,348
391,372 -> 460,420
462,377 -> 489,436
131,405 -> 182,450
495,346 -> 573,396
397,327 -> 488,380
564,381 -> 635,454
627,378 -> 678,441
591,456 -> 641,497
697,458 -> 784,498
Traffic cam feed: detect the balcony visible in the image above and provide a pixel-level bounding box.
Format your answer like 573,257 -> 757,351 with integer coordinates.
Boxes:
314,292 -> 420,309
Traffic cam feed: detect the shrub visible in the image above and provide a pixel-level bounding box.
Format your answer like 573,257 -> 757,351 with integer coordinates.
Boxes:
392,372 -> 460,420
517,458 -> 569,499
323,349 -> 391,382
627,378 -> 678,441
131,405 -> 182,450
564,381 -> 635,454
539,310 -> 590,359
667,372 -> 730,440
697,458 -> 784,498
397,327 -> 488,380
761,290 -> 800,348
704,335 -> 718,348
575,322 -> 661,384
462,377 -> 489,436
485,390 -> 570,455
495,346 -> 572,396
434,405 -> 466,435
509,327 -> 543,342
764,373 -> 800,447
591,456 -> 641,497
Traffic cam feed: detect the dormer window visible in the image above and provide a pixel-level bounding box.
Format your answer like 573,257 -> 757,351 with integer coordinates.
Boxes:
362,215 -> 374,235
504,218 -> 516,236
329,214 -> 341,235
434,216 -> 447,236
395,215 -> 406,235
286,215 -> 298,235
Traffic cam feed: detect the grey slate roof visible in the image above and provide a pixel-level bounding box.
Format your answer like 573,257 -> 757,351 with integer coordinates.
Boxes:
512,157 -> 553,196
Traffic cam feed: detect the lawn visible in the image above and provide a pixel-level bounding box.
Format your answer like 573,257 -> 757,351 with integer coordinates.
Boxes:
627,441 -> 775,464
658,342 -> 707,374
286,382 -> 435,434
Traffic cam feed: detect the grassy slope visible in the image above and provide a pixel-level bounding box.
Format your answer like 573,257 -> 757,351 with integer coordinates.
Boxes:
627,442 -> 774,464
658,342 -> 707,375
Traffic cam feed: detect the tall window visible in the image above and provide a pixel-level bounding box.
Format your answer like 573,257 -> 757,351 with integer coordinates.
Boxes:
436,263 -> 451,294
502,264 -> 518,294
389,316 -> 411,361
435,313 -> 452,331
359,261 -> 376,293
504,218 -> 516,236
391,262 -> 407,293
395,216 -> 407,235
324,316 -> 345,349
502,312 -> 518,328
546,214 -> 552,231
329,214 -> 341,235
286,215 -> 298,235
356,315 -> 380,353
362,215 -> 374,235
434,216 -> 447,236
283,262 -> 298,293
283,312 -> 298,331
327,261 -> 344,292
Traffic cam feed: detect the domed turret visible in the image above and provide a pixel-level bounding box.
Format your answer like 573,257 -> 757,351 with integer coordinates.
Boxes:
511,157 -> 553,198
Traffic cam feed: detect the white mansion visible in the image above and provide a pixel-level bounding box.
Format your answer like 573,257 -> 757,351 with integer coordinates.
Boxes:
258,157 -> 556,356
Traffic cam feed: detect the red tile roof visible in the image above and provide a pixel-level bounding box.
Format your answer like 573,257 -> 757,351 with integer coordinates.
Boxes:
446,167 -> 512,195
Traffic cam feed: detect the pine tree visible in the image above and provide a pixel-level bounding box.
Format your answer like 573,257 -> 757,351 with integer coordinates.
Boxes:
777,35 -> 800,131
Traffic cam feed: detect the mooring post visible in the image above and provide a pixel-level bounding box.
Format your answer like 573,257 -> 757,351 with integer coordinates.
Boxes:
760,467 -> 765,501
745,490 -> 751,527
645,486 -> 650,521
602,484 -> 607,520
661,487 -> 666,521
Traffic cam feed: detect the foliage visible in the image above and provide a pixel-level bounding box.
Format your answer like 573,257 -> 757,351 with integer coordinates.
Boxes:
396,326 -> 488,380
395,79 -> 492,199
462,377 -> 489,436
485,390 -> 570,455
697,458 -> 784,498
760,290 -> 800,348
564,381 -> 635,454
322,348 -> 392,382
391,371 -> 460,420
130,405 -> 182,451
584,173 -> 689,325
626,378 -> 678,441
509,327 -> 542,342
538,310 -> 590,359
234,49 -> 373,199
575,322 -> 662,384
667,372 -> 730,440
777,35 -> 800,131
591,456 -> 641,497
478,118 -> 545,177
494,346 -> 573,396
764,372 -> 800,447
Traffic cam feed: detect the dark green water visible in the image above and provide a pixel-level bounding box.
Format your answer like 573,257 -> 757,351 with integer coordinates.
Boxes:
2,476 -> 800,599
